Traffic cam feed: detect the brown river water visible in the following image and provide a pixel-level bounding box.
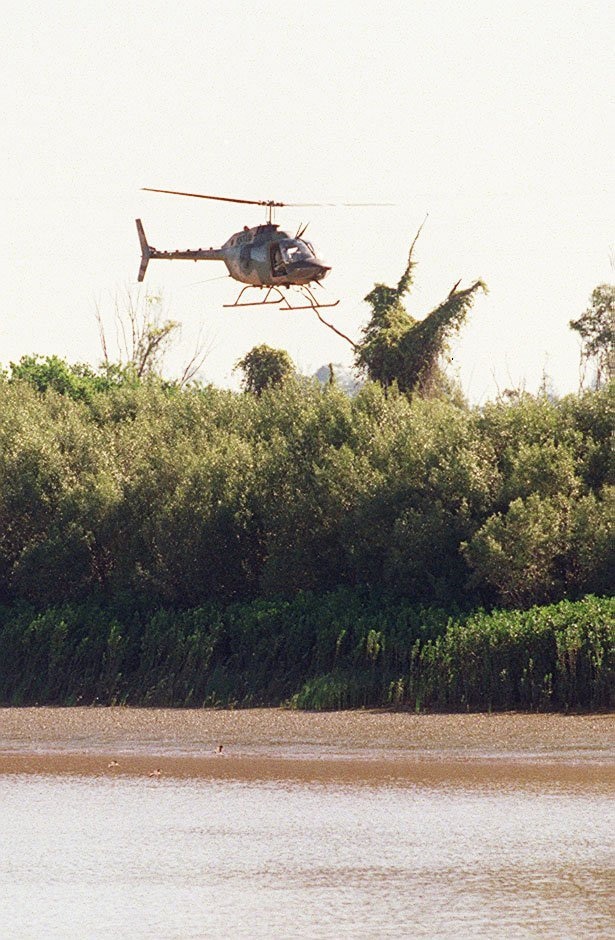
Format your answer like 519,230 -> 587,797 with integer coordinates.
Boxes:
0,709 -> 613,938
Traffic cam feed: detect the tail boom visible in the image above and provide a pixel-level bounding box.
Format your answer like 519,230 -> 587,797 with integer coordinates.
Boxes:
136,219 -> 224,281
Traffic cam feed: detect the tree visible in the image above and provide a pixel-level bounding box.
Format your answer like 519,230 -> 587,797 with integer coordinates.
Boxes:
235,345 -> 294,395
570,284 -> 614,389
355,225 -> 486,396
461,494 -> 568,607
96,288 -> 209,385
8,355 -> 106,401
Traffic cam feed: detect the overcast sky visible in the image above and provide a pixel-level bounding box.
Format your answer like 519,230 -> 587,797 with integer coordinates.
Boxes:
2,1 -> 613,400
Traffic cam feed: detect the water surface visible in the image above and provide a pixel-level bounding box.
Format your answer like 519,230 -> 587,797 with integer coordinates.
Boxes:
0,709 -> 613,938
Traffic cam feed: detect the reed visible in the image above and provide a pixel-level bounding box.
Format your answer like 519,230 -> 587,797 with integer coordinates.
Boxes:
0,594 -> 611,711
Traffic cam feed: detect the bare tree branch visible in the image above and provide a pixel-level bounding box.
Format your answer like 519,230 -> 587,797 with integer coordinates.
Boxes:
396,214 -> 428,297
94,300 -> 110,365
312,308 -> 357,348
95,287 -> 207,383
178,323 -> 213,386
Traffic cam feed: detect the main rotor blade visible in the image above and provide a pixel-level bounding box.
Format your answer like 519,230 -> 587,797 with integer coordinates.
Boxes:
142,188 -> 285,208
287,202 -> 396,207
143,188 -> 394,208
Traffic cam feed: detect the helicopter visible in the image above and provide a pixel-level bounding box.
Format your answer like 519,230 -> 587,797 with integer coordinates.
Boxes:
136,187 -> 340,311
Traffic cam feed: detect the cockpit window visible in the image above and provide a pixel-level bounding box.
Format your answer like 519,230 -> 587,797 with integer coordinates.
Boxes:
280,239 -> 315,264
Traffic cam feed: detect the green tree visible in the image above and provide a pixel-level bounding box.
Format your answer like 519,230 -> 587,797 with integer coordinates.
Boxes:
355,226 -> 486,396
566,487 -> 615,596
462,494 -> 569,607
0,383 -> 121,604
8,355 -> 118,402
559,384 -> 615,490
252,381 -> 361,595
570,284 -> 614,388
235,345 -> 294,395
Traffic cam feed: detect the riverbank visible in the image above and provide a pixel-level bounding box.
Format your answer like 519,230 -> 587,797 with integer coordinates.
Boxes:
1,708 -> 613,787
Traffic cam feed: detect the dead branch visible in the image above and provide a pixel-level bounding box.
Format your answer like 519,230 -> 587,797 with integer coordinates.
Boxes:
312,308 -> 357,348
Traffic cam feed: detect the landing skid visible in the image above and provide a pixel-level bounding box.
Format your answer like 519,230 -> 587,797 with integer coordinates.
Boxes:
223,284 -> 339,311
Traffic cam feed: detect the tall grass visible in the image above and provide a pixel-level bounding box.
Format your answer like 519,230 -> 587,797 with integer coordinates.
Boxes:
0,593 -> 611,711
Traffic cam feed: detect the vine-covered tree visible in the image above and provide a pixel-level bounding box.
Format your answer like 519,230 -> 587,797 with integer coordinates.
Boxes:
569,283 -> 614,389
235,344 -> 294,395
355,225 -> 486,396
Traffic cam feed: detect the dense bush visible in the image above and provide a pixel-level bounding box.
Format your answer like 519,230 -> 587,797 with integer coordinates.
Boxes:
0,371 -> 611,610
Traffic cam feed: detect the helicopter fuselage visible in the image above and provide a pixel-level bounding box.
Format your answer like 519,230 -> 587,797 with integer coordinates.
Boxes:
136,219 -> 330,288
222,223 -> 329,287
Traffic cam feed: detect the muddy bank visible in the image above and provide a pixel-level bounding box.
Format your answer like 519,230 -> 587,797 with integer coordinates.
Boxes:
0,708 -> 613,786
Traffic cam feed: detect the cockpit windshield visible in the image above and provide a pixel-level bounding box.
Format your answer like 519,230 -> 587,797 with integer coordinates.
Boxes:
280,239 -> 316,264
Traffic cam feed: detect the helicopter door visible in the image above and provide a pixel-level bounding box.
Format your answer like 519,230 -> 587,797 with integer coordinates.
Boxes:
270,244 -> 287,278
239,245 -> 252,274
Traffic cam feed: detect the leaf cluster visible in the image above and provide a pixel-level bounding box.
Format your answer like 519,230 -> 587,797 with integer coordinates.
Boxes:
235,344 -> 294,395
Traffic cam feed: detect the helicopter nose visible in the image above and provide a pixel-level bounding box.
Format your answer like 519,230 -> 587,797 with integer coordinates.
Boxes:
309,263 -> 330,281
288,260 -> 330,282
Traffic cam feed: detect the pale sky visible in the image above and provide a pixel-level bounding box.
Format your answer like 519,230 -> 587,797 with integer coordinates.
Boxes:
2,1 -> 613,400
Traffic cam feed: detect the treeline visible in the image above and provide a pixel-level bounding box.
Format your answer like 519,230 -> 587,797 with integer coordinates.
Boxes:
0,364 -> 612,610
0,364 -> 612,711
0,593 -> 612,710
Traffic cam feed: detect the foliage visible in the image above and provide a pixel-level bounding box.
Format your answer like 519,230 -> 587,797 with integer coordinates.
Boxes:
0,594 -> 611,711
462,494 -> 569,607
570,284 -> 615,388
0,364 -> 612,711
355,227 -> 486,395
8,355 -> 129,402
235,344 -> 295,395
0,372 -> 611,611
